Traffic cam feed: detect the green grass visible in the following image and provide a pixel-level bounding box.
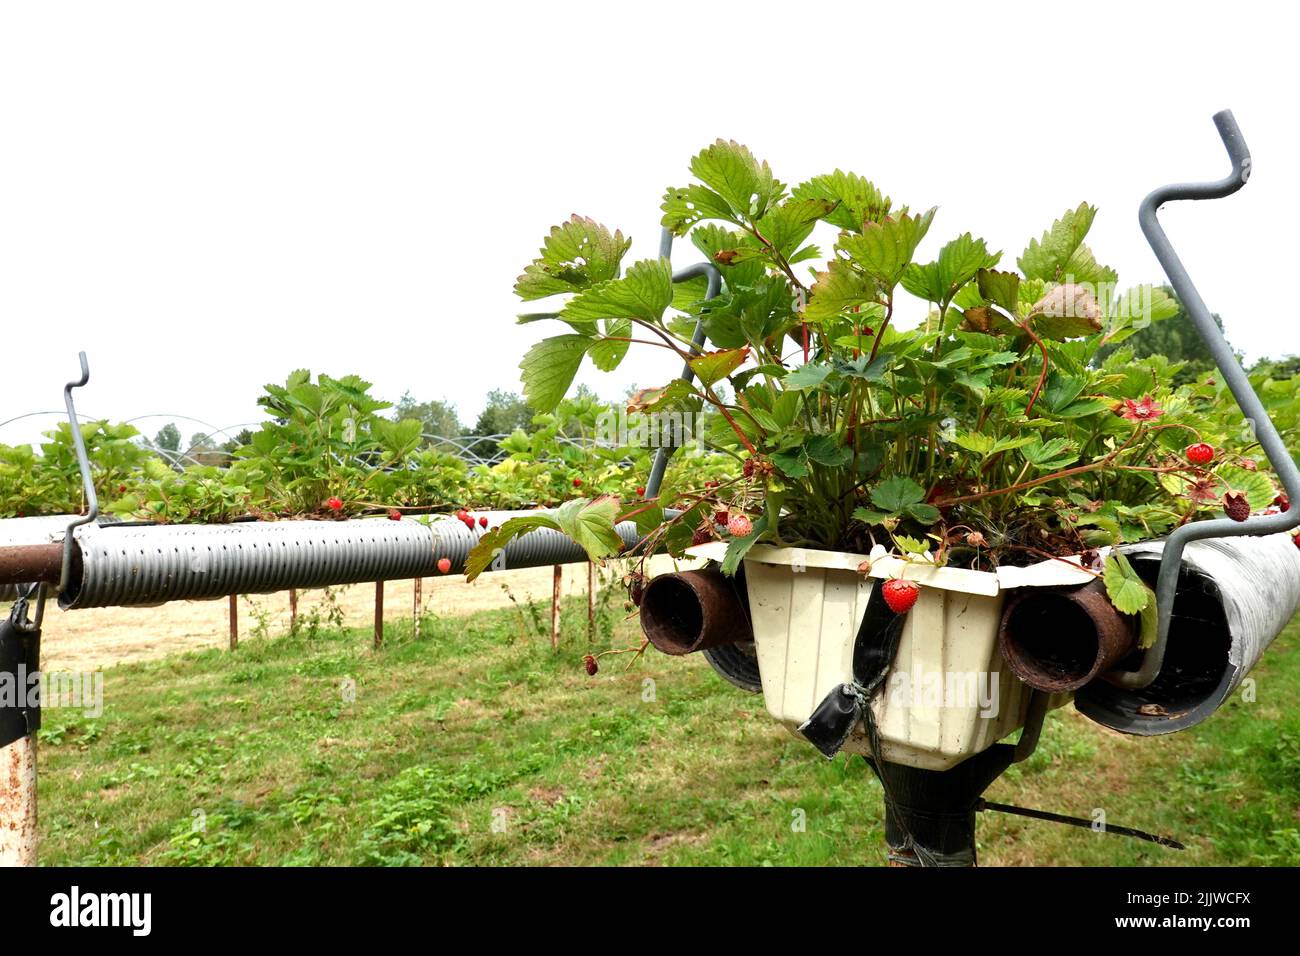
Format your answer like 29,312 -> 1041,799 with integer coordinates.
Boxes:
35,596 -> 1300,866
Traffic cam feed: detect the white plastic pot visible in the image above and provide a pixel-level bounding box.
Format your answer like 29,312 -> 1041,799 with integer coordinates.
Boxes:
721,544 -> 1086,770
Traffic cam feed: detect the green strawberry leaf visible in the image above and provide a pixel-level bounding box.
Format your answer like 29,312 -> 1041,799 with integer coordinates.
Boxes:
1103,552 -> 1150,616
871,475 -> 927,513
688,348 -> 748,387
560,258 -> 674,325
465,514 -> 562,581
839,208 -> 937,289
514,216 -> 631,301
519,334 -> 592,412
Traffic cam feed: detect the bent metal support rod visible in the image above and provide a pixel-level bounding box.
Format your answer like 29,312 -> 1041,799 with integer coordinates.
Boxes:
59,353 -> 100,595
643,228 -> 723,500
1130,110 -> 1300,689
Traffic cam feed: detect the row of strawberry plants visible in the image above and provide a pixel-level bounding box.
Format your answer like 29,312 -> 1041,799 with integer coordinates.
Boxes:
0,371 -> 737,522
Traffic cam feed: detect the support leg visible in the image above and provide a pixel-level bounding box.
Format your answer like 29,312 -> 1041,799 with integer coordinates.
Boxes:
871,744 -> 1015,867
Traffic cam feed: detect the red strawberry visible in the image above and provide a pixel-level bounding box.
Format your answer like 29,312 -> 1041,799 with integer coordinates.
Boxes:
436,557 -> 452,573
1186,442 -> 1214,465
714,509 -> 729,525
628,576 -> 646,606
881,579 -> 920,614
479,516 -> 488,528
742,458 -> 755,479
636,486 -> 646,497
727,514 -> 753,537
691,527 -> 711,546
326,496 -> 343,511
1293,532 -> 1300,549
1275,494 -> 1291,513
572,477 -> 583,488
1223,491 -> 1250,522
388,508 -> 402,521
582,654 -> 599,676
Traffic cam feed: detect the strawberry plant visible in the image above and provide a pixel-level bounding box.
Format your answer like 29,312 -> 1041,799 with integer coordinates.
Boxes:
0,420 -> 150,516
467,140 -> 1289,619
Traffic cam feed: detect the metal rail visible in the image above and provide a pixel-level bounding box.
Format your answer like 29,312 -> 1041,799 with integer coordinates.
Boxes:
1126,110 -> 1300,688
59,353 -> 98,595
644,228 -> 723,499
0,512 -> 640,608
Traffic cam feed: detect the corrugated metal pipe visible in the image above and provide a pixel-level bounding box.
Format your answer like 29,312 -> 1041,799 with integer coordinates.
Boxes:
0,512 -> 643,610
1075,532 -> 1300,735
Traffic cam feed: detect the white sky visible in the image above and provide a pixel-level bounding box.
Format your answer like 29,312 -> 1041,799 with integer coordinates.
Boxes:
2,1 -> 1296,447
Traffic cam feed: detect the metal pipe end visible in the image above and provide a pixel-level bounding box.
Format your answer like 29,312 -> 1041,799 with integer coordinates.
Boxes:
639,570 -> 751,656
998,580 -> 1138,693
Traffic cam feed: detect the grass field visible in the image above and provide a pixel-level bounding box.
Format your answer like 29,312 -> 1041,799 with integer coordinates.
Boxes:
35,591 -> 1300,866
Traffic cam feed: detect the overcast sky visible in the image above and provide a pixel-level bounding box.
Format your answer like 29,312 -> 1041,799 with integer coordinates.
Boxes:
2,1 -> 1296,447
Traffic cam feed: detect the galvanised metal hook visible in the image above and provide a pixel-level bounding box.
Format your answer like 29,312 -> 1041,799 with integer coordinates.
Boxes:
1121,110 -> 1300,689
59,351 -> 99,595
643,227 -> 723,499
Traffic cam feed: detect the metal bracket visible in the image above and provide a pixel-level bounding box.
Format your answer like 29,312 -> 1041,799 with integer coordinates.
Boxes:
643,228 -> 723,500
8,583 -> 46,635
1,587 -> 43,748
1120,111 -> 1300,689
59,351 -> 99,595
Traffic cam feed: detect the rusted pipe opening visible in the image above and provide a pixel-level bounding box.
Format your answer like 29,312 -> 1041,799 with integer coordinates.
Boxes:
640,569 -> 752,656
998,580 -> 1138,693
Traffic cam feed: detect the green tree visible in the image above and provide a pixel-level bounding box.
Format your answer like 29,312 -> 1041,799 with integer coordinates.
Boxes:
1251,354 -> 1300,379
392,392 -> 463,440
220,429 -> 254,457
473,390 -> 536,437
154,422 -> 181,452
1095,285 -> 1229,385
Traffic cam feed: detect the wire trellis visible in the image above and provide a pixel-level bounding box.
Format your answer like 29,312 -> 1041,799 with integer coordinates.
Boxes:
1,410 -> 644,470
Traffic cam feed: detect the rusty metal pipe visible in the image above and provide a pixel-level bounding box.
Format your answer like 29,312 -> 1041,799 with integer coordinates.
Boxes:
639,570 -> 752,656
0,544 -> 64,587
998,579 -> 1138,693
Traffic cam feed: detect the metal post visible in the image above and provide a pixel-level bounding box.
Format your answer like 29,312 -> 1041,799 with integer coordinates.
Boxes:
374,581 -> 384,648
586,562 -> 595,643
227,595 -> 238,650
1,591 -> 44,867
413,577 -> 422,639
289,588 -> 298,632
550,566 -> 562,650
872,745 -> 1015,867
0,736 -> 36,866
